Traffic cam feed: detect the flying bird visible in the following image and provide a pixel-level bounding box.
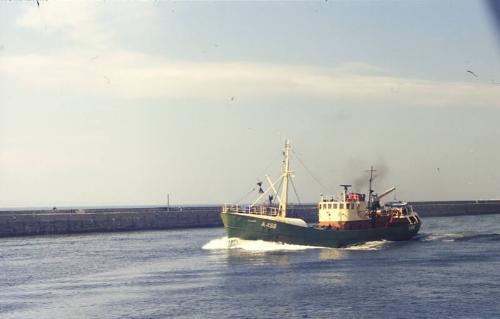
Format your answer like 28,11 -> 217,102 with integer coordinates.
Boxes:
36,0 -> 39,6
466,70 -> 478,77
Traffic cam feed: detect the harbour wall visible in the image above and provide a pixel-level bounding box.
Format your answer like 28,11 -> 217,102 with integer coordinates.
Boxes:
1,200 -> 500,238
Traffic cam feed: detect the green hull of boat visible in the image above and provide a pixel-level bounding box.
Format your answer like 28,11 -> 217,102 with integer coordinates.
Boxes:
221,212 -> 420,248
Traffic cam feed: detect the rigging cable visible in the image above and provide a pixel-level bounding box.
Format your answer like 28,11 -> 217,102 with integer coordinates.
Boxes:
291,149 -> 332,194
233,151 -> 282,204
290,177 -> 302,204
235,187 -> 257,205
275,178 -> 284,204
256,151 -> 282,180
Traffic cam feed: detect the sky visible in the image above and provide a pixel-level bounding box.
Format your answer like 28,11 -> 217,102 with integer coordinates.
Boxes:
0,0 -> 500,207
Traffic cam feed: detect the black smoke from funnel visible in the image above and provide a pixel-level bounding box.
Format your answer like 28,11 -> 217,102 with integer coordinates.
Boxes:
352,161 -> 389,193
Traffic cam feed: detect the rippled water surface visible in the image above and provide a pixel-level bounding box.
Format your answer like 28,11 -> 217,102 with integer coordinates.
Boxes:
1,215 -> 500,318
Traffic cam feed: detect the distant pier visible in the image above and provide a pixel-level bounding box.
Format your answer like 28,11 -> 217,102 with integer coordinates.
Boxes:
1,200 -> 500,238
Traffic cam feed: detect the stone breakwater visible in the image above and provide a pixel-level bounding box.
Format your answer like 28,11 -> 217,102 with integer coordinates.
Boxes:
1,201 -> 499,238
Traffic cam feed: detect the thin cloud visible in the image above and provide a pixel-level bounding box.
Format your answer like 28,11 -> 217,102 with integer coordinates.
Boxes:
9,3 -> 498,108
1,51 -> 499,108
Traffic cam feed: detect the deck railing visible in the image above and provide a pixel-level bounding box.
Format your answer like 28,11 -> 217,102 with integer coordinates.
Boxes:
222,204 -> 279,216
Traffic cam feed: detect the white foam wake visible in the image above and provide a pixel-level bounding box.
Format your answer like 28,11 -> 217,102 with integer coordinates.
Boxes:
202,237 -> 322,252
422,233 -> 463,242
343,240 -> 388,251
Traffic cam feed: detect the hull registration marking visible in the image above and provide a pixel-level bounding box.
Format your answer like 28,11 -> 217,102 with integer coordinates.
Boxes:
261,221 -> 277,229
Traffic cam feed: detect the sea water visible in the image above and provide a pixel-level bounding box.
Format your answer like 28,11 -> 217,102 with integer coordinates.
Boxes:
1,215 -> 500,318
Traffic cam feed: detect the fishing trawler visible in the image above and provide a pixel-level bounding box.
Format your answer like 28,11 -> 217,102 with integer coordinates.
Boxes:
220,141 -> 421,248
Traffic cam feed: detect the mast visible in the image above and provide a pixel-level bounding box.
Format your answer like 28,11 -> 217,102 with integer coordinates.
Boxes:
367,166 -> 375,210
279,140 -> 291,218
366,166 -> 378,227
